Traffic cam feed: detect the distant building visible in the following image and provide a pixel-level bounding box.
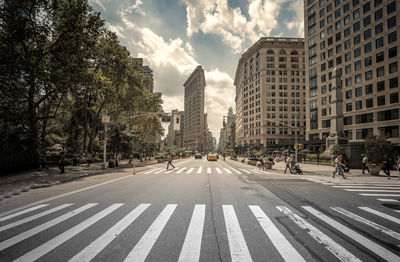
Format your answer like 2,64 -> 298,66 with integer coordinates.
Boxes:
167,109 -> 184,147
218,107 -> 236,152
234,37 -> 306,153
183,66 -> 206,152
133,58 -> 154,92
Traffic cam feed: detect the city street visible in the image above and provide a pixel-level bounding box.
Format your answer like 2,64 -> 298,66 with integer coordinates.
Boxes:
1,157 -> 400,261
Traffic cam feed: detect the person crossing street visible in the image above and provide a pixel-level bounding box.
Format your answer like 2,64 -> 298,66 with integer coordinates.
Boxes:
166,153 -> 175,170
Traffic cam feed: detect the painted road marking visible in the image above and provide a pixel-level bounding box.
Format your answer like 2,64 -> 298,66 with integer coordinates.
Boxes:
197,167 -> 202,174
359,207 -> 400,224
224,168 -> 232,174
216,168 -> 222,174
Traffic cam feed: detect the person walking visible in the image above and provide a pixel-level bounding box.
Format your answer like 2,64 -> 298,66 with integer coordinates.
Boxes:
382,156 -> 391,179
284,156 -> 292,174
396,155 -> 400,178
362,155 -> 370,174
332,155 -> 345,179
166,153 -> 175,170
58,152 -> 65,174
262,155 -> 267,170
87,152 -> 92,166
129,153 -> 133,164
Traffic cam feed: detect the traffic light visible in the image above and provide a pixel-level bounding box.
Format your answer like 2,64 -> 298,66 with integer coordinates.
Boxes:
297,144 -> 304,150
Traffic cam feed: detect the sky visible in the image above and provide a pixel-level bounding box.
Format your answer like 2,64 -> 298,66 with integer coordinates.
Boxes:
88,0 -> 304,142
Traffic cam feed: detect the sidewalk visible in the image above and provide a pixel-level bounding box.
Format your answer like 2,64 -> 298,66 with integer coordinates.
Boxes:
0,159 -> 157,201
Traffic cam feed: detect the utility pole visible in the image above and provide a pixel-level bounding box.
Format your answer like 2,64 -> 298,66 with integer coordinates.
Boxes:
102,109 -> 109,170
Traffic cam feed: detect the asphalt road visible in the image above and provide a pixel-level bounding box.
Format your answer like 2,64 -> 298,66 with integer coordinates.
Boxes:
1,157 -> 400,262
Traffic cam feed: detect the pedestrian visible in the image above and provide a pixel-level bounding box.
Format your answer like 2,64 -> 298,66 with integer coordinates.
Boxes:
317,152 -> 320,163
382,155 -> 391,179
332,155 -> 345,179
362,155 -> 370,175
58,152 -> 65,174
262,155 -> 267,170
284,156 -> 292,174
166,153 -> 175,170
396,155 -> 400,178
87,152 -> 92,166
39,154 -> 48,170
129,153 -> 133,164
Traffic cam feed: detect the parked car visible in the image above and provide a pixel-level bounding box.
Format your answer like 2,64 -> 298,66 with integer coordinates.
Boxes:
207,154 -> 218,161
195,153 -> 202,159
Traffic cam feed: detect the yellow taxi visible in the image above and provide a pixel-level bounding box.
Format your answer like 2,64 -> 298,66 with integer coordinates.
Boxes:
207,154 -> 218,161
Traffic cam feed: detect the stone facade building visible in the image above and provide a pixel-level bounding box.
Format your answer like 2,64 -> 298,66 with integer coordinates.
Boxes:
167,109 -> 184,148
183,66 -> 207,152
234,37 -> 306,153
304,0 -> 400,151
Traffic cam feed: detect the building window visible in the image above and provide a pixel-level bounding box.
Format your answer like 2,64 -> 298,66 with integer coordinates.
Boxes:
345,77 -> 352,86
365,84 -> 373,94
346,90 -> 352,99
366,98 -> 373,108
390,77 -> 398,88
346,102 -> 353,112
375,9 -> 383,20
364,42 -> 372,53
355,87 -> 362,97
345,52 -> 351,61
387,1 -> 396,14
377,80 -> 385,91
353,21 -> 360,32
344,116 -> 352,125
389,62 -> 398,74
379,126 -> 399,138
344,15 -> 350,25
376,37 -> 384,49
354,34 -> 361,45
375,23 -> 383,34
356,113 -> 373,124
353,9 -> 360,19
344,27 -> 350,37
374,0 -> 382,7
355,74 -> 362,83
365,56 -> 372,67
390,93 -> 399,104
389,46 -> 397,58
363,15 -> 371,26
354,48 -> 361,58
388,16 -> 396,29
344,40 -> 351,49
377,66 -> 385,77
345,64 -> 351,74
363,29 -> 371,40
376,52 -> 384,63
388,31 -> 397,44
355,100 -> 362,110
365,70 -> 373,80
354,60 -> 361,70
356,128 -> 373,139
377,95 -> 385,106
378,109 -> 399,121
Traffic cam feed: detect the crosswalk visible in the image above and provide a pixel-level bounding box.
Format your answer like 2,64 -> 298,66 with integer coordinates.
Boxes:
305,178 -> 400,203
1,202 -> 399,261
142,166 -> 269,175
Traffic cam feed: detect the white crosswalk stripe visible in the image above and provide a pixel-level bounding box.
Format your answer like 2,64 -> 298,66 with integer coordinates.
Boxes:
178,204 -> 205,262
251,169 -> 263,174
360,193 -> 400,197
222,205 -> 252,261
250,205 -> 305,262
0,204 -> 73,232
0,204 -> 49,222
277,206 -> 361,262
216,167 -> 222,174
14,204 -> 123,262
3,202 -> 400,261
224,168 -> 232,173
70,204 -> 150,262
176,168 -> 186,174
0,203 -> 97,251
331,207 -> 400,241
155,168 -> 165,174
124,204 -> 177,262
197,167 -> 202,173
377,198 -> 400,202
239,168 -> 251,174
359,207 -> 400,224
302,206 -> 400,262
334,186 -> 400,189
207,167 -> 211,174
230,167 -> 242,174
145,168 -> 162,174
186,167 -> 194,174
345,189 -> 400,192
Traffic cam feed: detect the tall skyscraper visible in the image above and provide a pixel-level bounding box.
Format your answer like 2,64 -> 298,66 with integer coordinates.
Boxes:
183,66 -> 206,151
234,37 -> 306,153
133,58 -> 154,92
304,0 -> 399,151
167,109 -> 184,147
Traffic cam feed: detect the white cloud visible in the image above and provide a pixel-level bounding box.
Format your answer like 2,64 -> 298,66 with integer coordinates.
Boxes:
89,0 -> 106,11
107,12 -> 234,140
182,0 -> 284,53
286,0 -> 305,37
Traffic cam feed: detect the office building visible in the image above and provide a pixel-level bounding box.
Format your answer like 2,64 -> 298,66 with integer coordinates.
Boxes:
304,0 -> 399,151
183,66 -> 207,151
234,37 -> 306,153
167,109 -> 184,147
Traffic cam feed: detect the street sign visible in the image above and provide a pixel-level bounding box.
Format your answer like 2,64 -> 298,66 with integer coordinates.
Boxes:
102,115 -> 110,123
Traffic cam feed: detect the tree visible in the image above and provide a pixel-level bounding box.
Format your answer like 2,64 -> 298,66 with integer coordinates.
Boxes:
364,135 -> 392,164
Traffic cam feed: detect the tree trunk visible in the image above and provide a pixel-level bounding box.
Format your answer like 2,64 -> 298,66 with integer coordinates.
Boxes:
27,85 -> 39,167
